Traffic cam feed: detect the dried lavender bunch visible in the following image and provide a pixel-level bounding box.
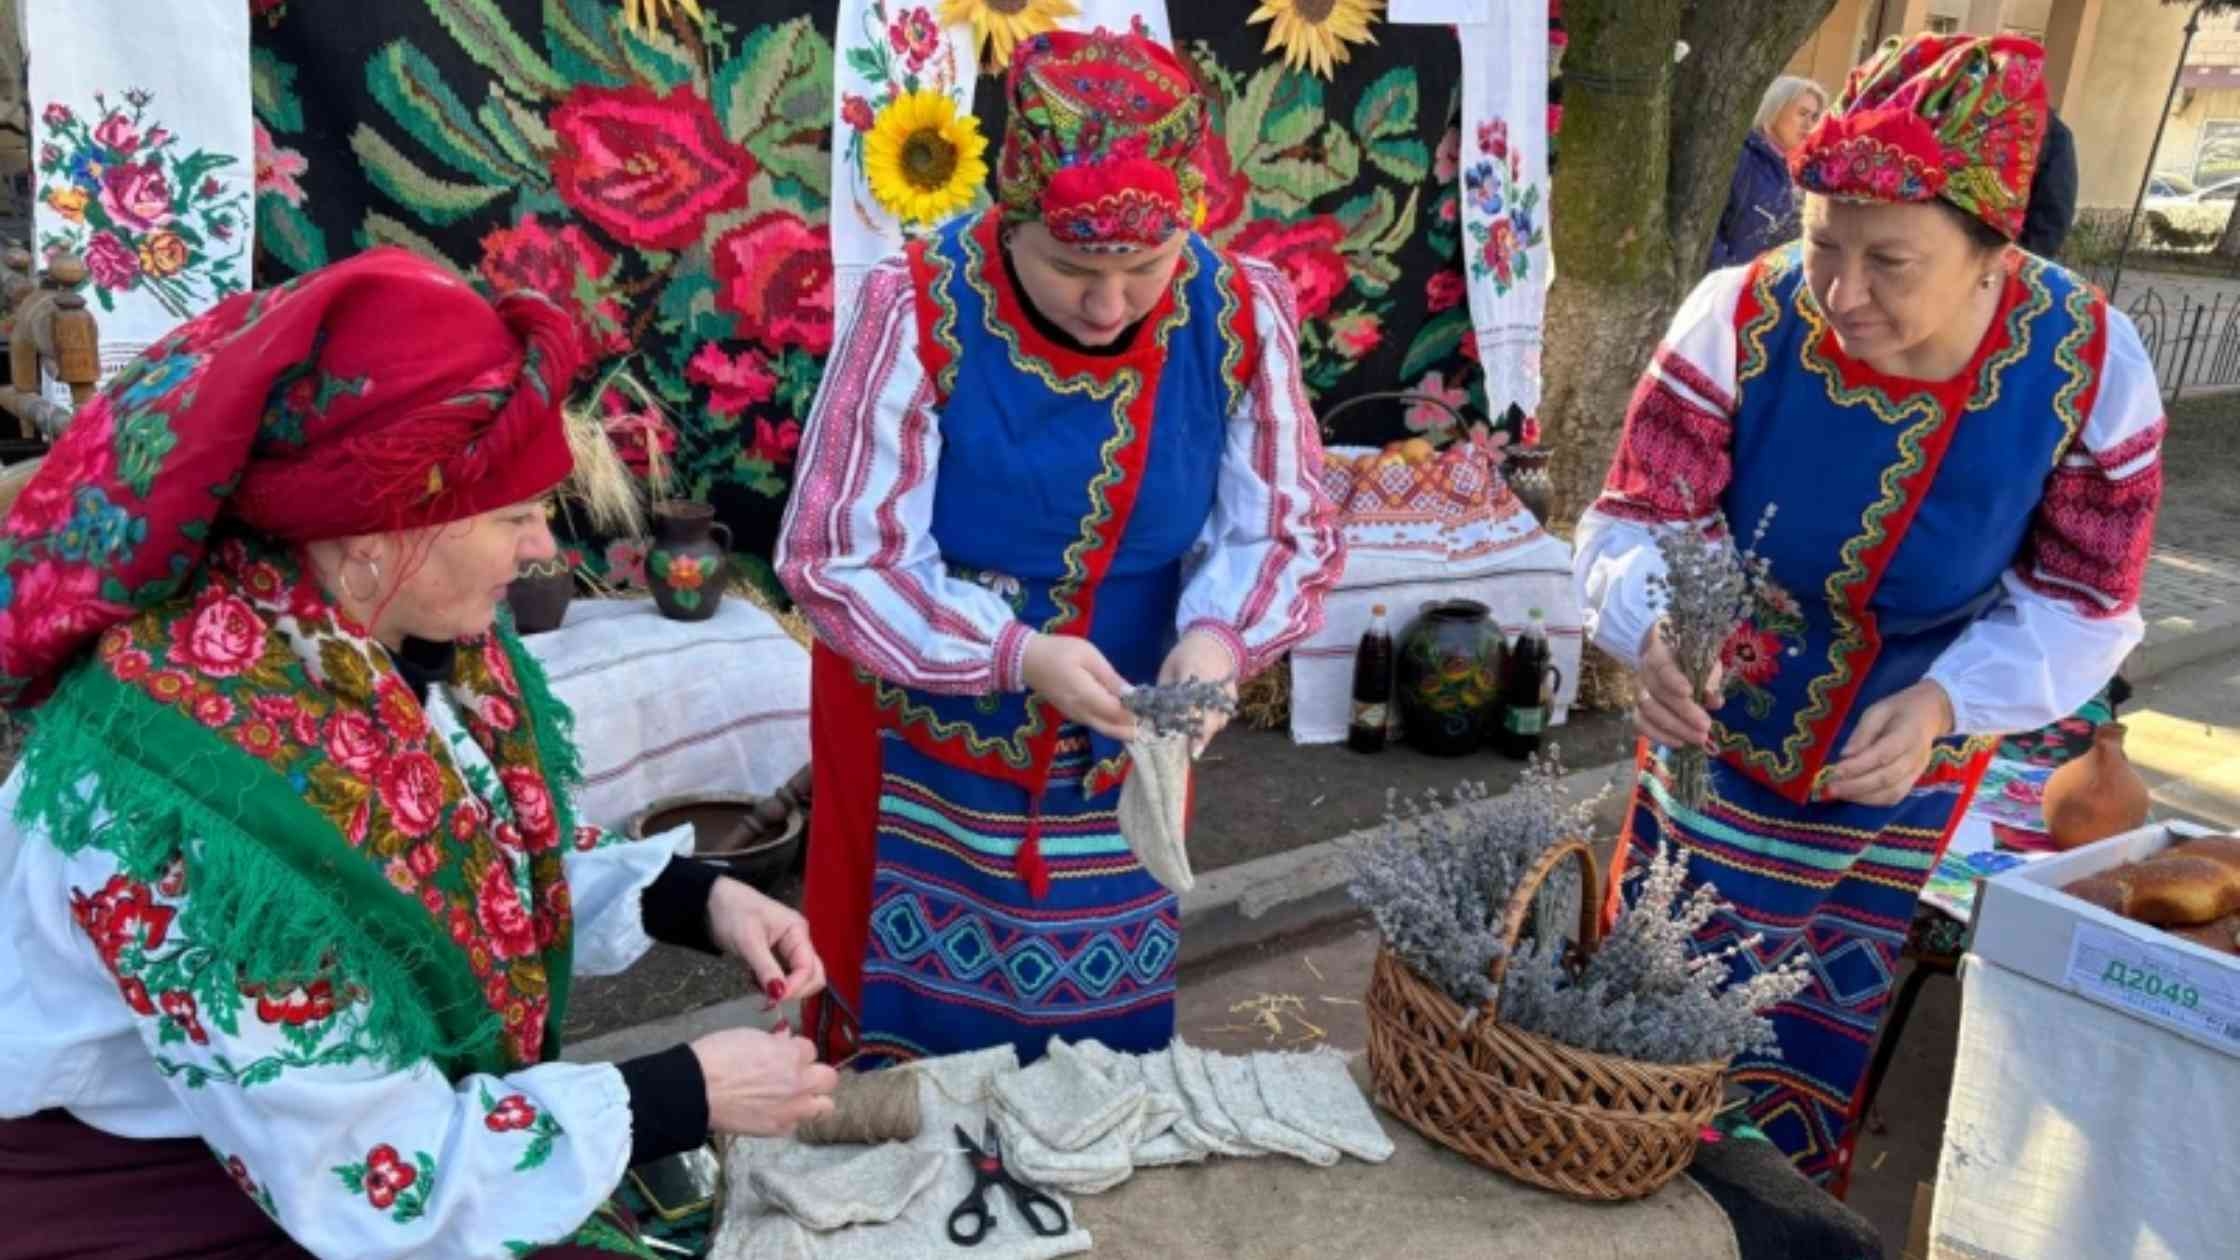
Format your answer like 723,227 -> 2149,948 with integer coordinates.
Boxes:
1496,842 -> 1811,1064
1644,487 -> 1780,810
1345,750 -> 1607,1010
1125,678 -> 1239,740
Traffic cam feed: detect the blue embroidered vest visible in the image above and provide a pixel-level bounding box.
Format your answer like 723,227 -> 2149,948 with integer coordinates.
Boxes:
870,211 -> 1256,797
1714,246 -> 2107,804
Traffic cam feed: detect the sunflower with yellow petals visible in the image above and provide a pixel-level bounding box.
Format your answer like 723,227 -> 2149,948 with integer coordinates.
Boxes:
941,0 -> 1079,73
864,89 -> 991,227
1249,0 -> 1384,80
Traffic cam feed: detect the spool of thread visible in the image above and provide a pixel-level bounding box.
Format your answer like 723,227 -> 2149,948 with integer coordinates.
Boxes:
794,1069 -> 922,1146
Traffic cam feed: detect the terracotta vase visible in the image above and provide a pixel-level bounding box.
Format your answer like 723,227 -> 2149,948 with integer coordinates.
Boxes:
2042,723 -> 2152,851
506,557 -> 574,634
1504,446 -> 1553,526
1395,600 -> 1506,757
647,502 -> 733,623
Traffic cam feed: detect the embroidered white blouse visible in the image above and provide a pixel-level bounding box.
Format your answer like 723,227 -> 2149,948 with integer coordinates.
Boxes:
0,690 -> 687,1259
775,252 -> 1344,693
1575,261 -> 2165,737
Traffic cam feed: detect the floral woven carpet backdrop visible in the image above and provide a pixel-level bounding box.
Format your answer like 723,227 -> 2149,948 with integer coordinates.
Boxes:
251,0 -> 1529,590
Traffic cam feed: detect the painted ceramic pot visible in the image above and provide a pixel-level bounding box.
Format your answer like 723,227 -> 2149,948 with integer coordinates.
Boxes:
647,502 -> 733,623
1396,600 -> 1506,757
2043,723 -> 2152,850
506,557 -> 574,634
1505,445 -> 1553,526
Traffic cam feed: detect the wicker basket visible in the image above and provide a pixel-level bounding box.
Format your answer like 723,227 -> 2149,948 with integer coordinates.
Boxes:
1364,840 -> 1728,1201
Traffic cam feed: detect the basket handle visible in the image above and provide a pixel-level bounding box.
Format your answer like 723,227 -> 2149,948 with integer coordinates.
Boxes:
1481,839 -> 1603,1014
1316,389 -> 1467,439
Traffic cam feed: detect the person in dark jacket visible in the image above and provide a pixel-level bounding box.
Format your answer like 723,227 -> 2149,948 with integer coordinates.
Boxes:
1708,76 -> 1827,270
2019,111 -> 2078,257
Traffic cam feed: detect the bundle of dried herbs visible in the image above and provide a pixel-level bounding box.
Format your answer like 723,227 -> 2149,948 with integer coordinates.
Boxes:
1644,490 -> 1782,810
1124,678 -> 1239,740
1345,749 -> 1809,1066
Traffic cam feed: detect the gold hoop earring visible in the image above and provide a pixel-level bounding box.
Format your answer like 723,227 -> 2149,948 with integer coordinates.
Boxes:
341,557 -> 382,604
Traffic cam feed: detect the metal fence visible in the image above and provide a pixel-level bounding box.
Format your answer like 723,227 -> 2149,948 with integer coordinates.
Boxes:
2114,286 -> 2240,400
2051,210 -> 2240,399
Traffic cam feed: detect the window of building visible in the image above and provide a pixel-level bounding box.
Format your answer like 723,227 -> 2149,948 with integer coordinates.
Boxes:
1927,16 -> 1959,34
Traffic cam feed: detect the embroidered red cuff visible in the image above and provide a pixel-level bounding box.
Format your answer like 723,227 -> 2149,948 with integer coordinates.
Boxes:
995,623 -> 1035,693
1181,619 -> 1250,680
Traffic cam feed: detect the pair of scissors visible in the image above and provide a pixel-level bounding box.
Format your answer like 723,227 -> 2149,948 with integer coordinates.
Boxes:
946,1119 -> 1068,1247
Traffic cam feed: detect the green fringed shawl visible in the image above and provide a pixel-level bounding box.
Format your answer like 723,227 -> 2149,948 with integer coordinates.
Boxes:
13,547 -> 591,1081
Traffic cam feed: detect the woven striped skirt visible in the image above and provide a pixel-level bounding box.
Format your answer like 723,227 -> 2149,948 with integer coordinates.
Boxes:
829,732 -> 1179,1068
1607,743 -> 1985,1193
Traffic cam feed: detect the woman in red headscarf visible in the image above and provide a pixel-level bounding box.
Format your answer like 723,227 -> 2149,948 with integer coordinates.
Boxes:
778,26 -> 1343,1068
0,249 -> 836,1258
1575,35 -> 2163,1192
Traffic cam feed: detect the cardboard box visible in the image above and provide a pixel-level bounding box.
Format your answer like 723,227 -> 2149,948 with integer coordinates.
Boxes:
1969,819 -> 2240,1059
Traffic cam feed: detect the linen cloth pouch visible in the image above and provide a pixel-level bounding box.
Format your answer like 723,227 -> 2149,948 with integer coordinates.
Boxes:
1205,1051 -> 1341,1167
1116,733 -> 1194,893
1129,1049 -> 1217,1165
991,1110 -> 1140,1196
1250,1048 -> 1396,1164
744,1145 -> 947,1231
992,1039 -> 1149,1152
1165,1040 -> 1259,1156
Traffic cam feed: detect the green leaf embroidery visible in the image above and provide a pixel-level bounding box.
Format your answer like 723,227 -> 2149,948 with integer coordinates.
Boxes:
476,97 -> 548,175
1246,126 -> 1360,214
356,212 -> 470,276
621,20 -> 703,95
173,150 -> 241,195
365,40 -> 525,187
516,1114 -> 562,1172
1353,66 -> 1429,184
429,0 -> 568,100
394,1152 -> 437,1224
258,197 -> 331,274
845,46 -> 885,80
351,126 -> 509,226
252,47 -> 306,131
335,1163 -> 367,1195
1335,187 -> 1396,253
1259,72 -> 1324,153
155,1040 -> 375,1090
542,0 -> 631,89
717,17 -> 833,199
1225,62 -> 1283,165
115,409 -> 179,499
1400,307 -> 1471,384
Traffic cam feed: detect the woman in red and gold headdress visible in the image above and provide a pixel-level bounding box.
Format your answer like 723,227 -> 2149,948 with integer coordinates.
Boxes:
0,250 -> 837,1256
779,25 -> 1344,1068
1574,34 -> 2163,1191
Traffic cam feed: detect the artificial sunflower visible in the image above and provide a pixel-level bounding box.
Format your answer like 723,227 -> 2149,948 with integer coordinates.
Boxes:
619,0 -> 701,35
865,89 -> 991,227
1248,0 -> 1385,80
940,0 -> 1079,73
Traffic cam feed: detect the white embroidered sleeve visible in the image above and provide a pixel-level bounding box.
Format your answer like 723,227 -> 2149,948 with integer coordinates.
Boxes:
1572,266 -> 1750,669
776,255 -> 1034,695
1927,309 -> 2163,736
1174,258 -> 1345,681
561,822 -> 695,979
50,840 -> 635,1259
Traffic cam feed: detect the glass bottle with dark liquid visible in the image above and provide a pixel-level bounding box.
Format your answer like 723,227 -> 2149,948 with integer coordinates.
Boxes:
1496,607 -> 1556,760
1348,604 -> 1394,753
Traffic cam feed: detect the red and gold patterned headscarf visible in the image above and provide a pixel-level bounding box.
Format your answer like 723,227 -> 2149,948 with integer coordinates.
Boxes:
0,247 -> 582,708
996,24 -> 1208,253
1790,33 -> 2048,241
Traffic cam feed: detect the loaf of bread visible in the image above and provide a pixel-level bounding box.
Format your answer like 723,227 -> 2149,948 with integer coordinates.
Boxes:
2174,914 -> 2240,958
2060,835 -> 2240,929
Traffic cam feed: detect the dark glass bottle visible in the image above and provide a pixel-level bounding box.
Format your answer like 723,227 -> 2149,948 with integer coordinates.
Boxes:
1348,604 -> 1394,754
1496,607 -> 1556,760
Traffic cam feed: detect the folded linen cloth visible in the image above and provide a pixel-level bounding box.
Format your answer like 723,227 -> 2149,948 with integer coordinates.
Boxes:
1207,1051 -> 1341,1167
1250,1049 -> 1396,1164
744,1145 -> 947,1231
1164,1040 -> 1259,1157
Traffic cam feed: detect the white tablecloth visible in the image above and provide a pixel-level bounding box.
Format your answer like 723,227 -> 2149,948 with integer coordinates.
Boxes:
1931,954 -> 2240,1260
522,599 -> 810,832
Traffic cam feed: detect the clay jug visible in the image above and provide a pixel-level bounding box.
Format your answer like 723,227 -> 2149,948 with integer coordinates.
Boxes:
506,556 -> 575,634
647,502 -> 733,623
1395,600 -> 1506,757
1504,446 -> 1553,526
2042,723 -> 2151,851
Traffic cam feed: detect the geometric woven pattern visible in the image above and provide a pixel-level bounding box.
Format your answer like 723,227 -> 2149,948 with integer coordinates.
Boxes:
1620,747 -> 1983,1190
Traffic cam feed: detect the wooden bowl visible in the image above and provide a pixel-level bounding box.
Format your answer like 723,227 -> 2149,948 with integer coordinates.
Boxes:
626,792 -> 803,892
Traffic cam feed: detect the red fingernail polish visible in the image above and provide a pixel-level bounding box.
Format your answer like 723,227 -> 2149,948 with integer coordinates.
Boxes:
773,1018 -> 791,1035
766,980 -> 787,1001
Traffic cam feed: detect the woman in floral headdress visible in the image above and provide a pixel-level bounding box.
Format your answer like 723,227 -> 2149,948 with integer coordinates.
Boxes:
778,25 -> 1343,1068
0,250 -> 837,1258
1575,34 -> 2163,1192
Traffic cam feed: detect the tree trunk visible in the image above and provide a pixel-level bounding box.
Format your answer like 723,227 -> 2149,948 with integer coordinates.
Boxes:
1541,0 -> 1839,536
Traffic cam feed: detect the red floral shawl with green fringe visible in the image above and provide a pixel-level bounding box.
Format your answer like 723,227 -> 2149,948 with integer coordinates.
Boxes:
15,536 -> 586,1078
